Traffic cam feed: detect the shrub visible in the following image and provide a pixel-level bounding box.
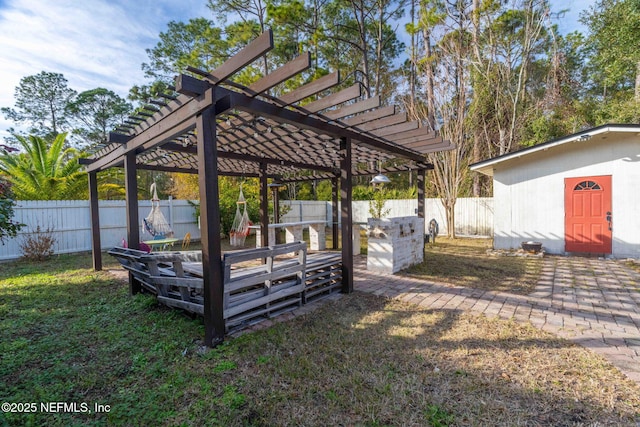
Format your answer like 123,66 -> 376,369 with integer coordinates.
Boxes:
19,226 -> 56,261
368,187 -> 390,219
0,177 -> 24,244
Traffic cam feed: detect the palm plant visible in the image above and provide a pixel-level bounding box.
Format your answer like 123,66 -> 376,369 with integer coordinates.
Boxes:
0,133 -> 86,200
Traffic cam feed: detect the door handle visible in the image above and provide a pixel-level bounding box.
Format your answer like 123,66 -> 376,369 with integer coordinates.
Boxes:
606,211 -> 612,231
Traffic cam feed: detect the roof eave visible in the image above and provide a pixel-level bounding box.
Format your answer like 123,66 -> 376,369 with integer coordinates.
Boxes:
469,124 -> 640,176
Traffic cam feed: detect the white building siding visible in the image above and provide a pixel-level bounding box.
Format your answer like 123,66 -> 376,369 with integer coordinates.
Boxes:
492,134 -> 640,257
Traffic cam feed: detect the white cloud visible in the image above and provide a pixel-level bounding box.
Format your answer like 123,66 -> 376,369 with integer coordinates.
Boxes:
0,0 -> 209,139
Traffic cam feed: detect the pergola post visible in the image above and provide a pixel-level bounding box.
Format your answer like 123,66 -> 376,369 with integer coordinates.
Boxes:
196,103 -> 225,347
331,177 -> 339,250
124,152 -> 140,294
88,171 -> 102,271
417,168 -> 426,246
259,162 -> 269,247
417,168 -> 426,219
272,184 -> 281,244
339,137 -> 353,293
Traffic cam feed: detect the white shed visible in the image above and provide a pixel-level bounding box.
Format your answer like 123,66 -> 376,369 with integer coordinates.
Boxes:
470,124 -> 640,258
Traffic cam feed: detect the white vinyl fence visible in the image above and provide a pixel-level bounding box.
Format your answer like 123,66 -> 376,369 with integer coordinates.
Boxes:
350,198 -> 494,237
0,198 -> 493,261
0,199 -> 200,261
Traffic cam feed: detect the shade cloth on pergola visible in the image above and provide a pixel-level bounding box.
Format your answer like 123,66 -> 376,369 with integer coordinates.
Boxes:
82,30 -> 454,346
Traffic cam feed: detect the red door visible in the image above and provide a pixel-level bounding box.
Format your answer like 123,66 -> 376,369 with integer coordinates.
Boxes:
564,175 -> 612,254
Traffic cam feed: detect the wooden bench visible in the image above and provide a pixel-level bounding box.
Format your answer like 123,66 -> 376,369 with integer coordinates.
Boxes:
304,252 -> 342,303
109,242 -> 310,332
221,241 -> 306,331
107,247 -> 168,294
139,250 -> 204,315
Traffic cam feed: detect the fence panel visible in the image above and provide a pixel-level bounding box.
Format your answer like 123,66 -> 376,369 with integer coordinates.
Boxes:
0,197 -> 493,261
351,198 -> 493,236
0,199 -> 200,261
280,200 -> 327,223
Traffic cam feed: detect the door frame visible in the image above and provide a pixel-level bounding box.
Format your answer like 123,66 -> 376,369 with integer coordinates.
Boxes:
564,175 -> 612,254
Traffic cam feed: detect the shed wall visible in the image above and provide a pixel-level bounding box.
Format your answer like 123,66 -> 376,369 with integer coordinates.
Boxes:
492,134 -> 640,257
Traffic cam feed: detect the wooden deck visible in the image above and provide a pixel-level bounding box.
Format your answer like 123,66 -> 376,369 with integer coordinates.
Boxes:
108,243 -> 342,333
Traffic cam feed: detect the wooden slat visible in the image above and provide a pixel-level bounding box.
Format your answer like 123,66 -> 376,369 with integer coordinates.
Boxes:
397,133 -> 442,146
248,52 -> 311,96
411,141 -> 456,153
278,71 -> 340,106
303,84 -> 361,113
341,105 -> 395,127
151,276 -> 204,288
84,93 -> 202,173
157,297 -> 205,315
354,112 -> 407,132
225,284 -> 304,319
323,96 -> 380,120
372,120 -> 419,137
389,127 -> 436,143
207,30 -> 274,83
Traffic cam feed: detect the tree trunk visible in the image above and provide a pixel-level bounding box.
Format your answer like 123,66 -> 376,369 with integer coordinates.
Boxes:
423,28 -> 436,130
636,60 -> 640,102
445,199 -> 456,239
471,0 -> 481,197
472,130 -> 481,196
410,0 -> 416,101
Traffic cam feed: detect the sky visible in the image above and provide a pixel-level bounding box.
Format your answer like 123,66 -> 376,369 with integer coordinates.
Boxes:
0,0 -> 596,141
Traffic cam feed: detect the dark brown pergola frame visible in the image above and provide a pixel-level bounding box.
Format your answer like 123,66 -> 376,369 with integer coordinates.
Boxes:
82,30 -> 453,346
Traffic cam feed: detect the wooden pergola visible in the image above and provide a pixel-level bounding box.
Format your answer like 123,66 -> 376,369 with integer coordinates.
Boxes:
82,30 -> 453,346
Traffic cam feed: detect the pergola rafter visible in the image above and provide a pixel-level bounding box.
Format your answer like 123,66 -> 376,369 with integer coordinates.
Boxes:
84,29 -> 454,346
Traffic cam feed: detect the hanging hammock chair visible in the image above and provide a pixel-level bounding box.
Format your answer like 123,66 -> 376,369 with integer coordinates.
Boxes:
143,182 -> 174,238
229,186 -> 252,247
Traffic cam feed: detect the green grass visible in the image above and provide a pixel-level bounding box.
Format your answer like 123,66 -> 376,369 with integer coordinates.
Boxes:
1,251 -> 639,426
405,238 -> 543,294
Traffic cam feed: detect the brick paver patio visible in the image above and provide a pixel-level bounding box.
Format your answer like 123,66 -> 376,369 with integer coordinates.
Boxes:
353,255 -> 640,384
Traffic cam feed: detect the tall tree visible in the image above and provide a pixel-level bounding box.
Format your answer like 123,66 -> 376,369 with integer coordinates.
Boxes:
208,0 -> 271,73
141,18 -> 231,83
405,0 -> 472,238
0,133 -> 86,200
66,88 -> 132,148
580,0 -> 640,121
267,0 -> 331,71
1,72 -> 76,141
469,0 -> 551,156
322,0 -> 405,97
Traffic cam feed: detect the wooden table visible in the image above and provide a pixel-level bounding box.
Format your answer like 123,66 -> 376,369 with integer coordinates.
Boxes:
143,237 -> 179,251
249,221 -> 327,250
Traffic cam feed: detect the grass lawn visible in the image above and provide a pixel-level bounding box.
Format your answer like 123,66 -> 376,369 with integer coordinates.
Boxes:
1,249 -> 639,426
406,237 -> 543,294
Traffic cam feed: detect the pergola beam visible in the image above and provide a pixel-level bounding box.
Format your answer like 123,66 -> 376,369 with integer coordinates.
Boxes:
225,90 -> 427,163
85,89 -> 213,173
302,84 -> 361,113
